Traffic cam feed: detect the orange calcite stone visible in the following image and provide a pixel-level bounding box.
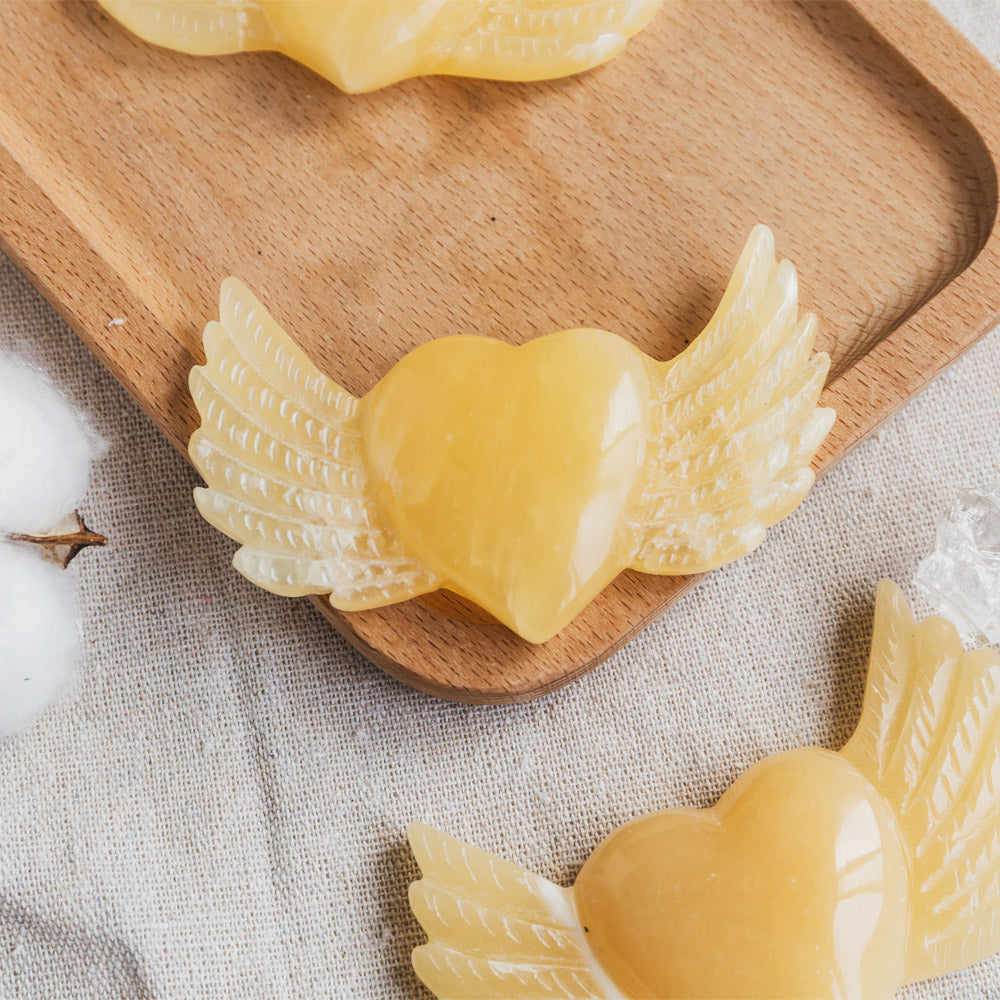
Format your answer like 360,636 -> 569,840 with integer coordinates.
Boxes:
97,0 -> 663,93
188,225 -> 833,641
409,582 -> 1000,998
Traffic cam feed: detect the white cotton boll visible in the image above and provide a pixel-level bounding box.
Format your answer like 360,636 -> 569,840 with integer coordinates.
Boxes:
0,354 -> 103,534
0,543 -> 80,738
0,350 -> 100,738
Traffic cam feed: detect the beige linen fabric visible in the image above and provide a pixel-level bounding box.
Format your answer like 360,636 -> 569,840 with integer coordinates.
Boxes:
2,1 -> 1000,996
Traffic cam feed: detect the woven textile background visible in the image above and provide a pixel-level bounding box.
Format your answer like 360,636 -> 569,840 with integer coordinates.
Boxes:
2,1 -> 1000,997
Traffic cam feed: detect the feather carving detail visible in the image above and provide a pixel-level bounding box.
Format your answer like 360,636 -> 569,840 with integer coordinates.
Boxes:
97,0 -> 663,93
189,226 -> 834,642
411,582 -> 1000,998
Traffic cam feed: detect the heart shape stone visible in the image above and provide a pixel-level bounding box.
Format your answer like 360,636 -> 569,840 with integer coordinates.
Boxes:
574,748 -> 909,999
361,329 -> 651,642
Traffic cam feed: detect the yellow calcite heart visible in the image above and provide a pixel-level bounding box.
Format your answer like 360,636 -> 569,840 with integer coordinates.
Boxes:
362,331 -> 651,643
408,582 -> 1000,998
575,748 -> 908,999
188,225 -> 835,642
97,0 -> 663,93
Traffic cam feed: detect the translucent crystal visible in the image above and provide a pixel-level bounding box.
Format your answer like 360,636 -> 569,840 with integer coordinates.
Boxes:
188,228 -> 834,642
915,485 -> 1000,646
410,583 -> 1000,997
97,0 -> 662,94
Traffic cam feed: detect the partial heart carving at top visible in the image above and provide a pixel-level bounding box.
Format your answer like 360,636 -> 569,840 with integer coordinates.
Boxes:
97,0 -> 663,94
188,225 -> 834,642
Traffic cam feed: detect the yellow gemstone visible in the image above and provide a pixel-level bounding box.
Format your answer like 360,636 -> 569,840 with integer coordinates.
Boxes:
576,749 -> 907,998
409,582 -> 1000,998
189,226 -> 834,642
362,330 -> 652,642
97,0 -> 663,93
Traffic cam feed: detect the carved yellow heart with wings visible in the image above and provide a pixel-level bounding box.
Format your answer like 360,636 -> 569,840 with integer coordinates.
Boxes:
189,226 -> 834,641
409,582 -> 1000,997
97,0 -> 663,93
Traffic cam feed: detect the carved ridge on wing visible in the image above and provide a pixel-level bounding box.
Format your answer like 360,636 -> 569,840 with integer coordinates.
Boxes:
96,0 -> 274,56
440,0 -> 662,79
629,225 -> 835,575
840,581 -> 1000,983
409,823 -> 624,999
189,278 -> 438,608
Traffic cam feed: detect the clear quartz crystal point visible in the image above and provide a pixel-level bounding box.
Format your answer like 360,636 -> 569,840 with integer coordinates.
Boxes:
915,484 -> 1000,645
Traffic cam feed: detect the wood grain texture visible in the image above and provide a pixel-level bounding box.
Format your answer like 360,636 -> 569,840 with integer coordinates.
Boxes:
1,0 -> 998,702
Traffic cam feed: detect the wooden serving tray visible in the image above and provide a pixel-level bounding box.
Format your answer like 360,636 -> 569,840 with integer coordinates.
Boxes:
2,1 -> 999,702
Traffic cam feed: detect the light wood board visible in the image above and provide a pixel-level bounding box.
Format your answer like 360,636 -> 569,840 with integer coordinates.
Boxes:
1,0 -> 999,701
